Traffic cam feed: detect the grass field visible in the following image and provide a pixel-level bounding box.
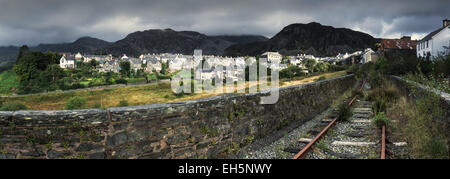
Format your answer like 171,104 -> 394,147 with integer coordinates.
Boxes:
0,70 -> 19,96
0,70 -> 347,110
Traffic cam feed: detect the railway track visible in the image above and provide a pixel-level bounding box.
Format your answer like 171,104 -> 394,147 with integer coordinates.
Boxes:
242,78 -> 405,159
291,79 -> 391,159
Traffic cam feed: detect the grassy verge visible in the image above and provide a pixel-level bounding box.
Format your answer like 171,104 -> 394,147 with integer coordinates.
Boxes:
367,75 -> 448,159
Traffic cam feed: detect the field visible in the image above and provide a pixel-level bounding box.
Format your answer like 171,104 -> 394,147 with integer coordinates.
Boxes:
0,70 -> 347,110
0,70 -> 19,96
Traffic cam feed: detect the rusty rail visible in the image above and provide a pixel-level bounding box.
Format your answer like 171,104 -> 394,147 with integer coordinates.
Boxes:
292,116 -> 337,159
292,79 -> 365,159
381,125 -> 386,159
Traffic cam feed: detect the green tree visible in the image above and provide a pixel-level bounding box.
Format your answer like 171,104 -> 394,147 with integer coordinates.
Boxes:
160,62 -> 168,75
16,45 -> 29,64
280,65 -> 304,80
303,58 -> 317,74
40,64 -> 64,91
90,59 -> 99,69
13,51 -> 61,94
120,61 -> 131,77
314,62 -> 329,72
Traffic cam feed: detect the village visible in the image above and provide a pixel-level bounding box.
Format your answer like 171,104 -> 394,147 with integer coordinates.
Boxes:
58,19 -> 450,82
59,49 -> 376,81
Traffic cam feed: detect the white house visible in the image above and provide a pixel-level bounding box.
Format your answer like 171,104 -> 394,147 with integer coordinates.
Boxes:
74,52 -> 83,62
84,55 -> 112,63
417,19 -> 450,59
59,54 -> 76,68
361,48 -> 375,64
121,54 -> 129,60
128,58 -> 143,71
168,56 -> 186,72
99,60 -> 120,73
261,52 -> 282,63
142,56 -> 162,72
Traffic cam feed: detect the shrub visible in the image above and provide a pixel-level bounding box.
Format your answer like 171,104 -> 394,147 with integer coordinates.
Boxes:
65,97 -> 86,110
315,76 -> 326,82
337,102 -> 351,121
372,97 -> 387,114
280,65 -> 305,79
0,102 -> 28,111
117,100 -> 129,107
347,64 -> 359,74
351,88 -> 363,98
70,83 -> 84,89
115,78 -> 128,84
372,112 -> 389,128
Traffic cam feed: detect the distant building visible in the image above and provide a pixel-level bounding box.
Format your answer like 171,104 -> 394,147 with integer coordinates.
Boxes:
83,54 -> 112,63
379,36 -> 418,59
121,54 -> 129,60
142,56 -> 162,72
128,58 -> 142,71
74,52 -> 83,62
99,60 -> 120,73
417,19 -> 450,59
261,52 -> 282,63
361,48 -> 378,64
59,54 -> 76,68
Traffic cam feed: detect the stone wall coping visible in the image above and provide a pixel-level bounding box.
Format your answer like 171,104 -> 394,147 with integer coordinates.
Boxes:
391,75 -> 450,104
12,108 -> 107,115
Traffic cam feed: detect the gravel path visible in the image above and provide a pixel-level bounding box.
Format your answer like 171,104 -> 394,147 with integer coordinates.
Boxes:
241,106 -> 335,159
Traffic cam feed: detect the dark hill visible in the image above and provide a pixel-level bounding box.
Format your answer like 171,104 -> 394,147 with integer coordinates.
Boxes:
212,35 -> 268,44
99,29 -> 267,56
33,36 -> 112,54
224,22 -> 378,57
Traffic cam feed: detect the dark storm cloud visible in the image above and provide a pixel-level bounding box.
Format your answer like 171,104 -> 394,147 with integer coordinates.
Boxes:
0,0 -> 449,46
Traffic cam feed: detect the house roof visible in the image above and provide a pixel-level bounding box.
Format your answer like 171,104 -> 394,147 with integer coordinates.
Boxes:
381,38 -> 418,50
202,67 -> 216,73
128,58 -> 141,64
143,57 -> 159,64
419,26 -> 449,43
64,55 -> 75,61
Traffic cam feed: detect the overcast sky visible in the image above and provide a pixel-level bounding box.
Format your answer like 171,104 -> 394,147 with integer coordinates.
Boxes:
0,0 -> 449,46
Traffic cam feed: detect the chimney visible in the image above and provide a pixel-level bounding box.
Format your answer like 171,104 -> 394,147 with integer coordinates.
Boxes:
444,19 -> 450,27
401,36 -> 411,41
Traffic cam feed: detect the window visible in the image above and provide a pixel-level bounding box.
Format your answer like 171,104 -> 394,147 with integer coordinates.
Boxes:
426,41 -> 428,48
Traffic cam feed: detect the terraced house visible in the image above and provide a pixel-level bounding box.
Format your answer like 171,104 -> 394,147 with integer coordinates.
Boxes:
417,19 -> 450,59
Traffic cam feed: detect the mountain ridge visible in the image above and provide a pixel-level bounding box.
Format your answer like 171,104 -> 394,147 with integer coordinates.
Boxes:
224,22 -> 379,57
98,29 -> 268,56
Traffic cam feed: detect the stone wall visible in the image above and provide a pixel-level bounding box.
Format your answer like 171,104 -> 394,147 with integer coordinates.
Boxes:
390,76 -> 450,143
0,75 -> 356,159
